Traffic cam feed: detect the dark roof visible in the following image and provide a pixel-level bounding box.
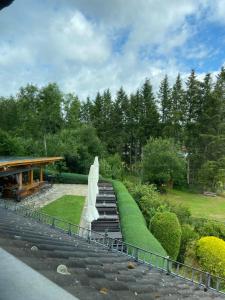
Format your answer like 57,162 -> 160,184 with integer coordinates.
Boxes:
0,207 -> 223,300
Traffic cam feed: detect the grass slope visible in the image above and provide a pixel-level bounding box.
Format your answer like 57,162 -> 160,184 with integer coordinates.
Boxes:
161,189 -> 225,221
41,195 -> 85,226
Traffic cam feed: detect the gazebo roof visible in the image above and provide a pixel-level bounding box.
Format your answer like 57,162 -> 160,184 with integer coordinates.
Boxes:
0,157 -> 63,169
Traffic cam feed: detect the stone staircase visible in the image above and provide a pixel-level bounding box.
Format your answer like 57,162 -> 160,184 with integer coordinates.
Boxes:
91,182 -> 122,241
1,207 -> 223,299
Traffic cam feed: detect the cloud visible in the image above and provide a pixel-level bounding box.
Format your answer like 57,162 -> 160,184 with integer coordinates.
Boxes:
0,0 -> 224,99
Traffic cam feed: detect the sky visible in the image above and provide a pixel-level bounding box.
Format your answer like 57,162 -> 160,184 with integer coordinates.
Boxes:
0,0 -> 224,100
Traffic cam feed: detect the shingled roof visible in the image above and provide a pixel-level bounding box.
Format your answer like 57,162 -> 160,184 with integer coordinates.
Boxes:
0,207 -> 224,300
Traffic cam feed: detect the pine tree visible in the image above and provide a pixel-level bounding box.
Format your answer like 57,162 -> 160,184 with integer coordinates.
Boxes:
80,97 -> 93,124
158,75 -> 172,137
141,79 -> 159,141
109,87 -> 129,156
170,74 -> 185,143
184,70 -> 202,184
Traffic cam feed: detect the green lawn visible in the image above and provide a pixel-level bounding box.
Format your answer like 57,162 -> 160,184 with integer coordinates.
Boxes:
40,195 -> 85,229
161,189 -> 225,221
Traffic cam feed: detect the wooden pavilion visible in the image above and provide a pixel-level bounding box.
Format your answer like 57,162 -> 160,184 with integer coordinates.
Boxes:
0,157 -> 63,201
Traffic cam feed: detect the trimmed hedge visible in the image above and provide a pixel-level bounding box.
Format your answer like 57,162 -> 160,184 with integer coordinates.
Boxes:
150,212 -> 181,260
47,172 -> 106,185
47,173 -> 88,184
196,236 -> 225,277
113,180 -> 167,260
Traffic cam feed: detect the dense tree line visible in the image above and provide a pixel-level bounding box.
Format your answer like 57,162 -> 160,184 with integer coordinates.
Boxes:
0,68 -> 224,189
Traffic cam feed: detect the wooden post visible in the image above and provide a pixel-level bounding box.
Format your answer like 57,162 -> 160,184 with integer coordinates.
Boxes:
18,173 -> 23,190
40,167 -> 43,182
29,170 -> 34,184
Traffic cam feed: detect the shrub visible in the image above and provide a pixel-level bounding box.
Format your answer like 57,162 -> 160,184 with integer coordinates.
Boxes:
113,180 -> 167,260
195,220 -> 225,240
150,212 -> 182,260
56,172 -> 88,184
177,224 -> 199,263
124,182 -> 165,224
100,154 -> 124,179
166,201 -> 191,225
196,236 -> 225,277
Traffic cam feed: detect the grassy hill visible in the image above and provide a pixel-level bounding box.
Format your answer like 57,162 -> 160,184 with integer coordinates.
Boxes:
160,189 -> 225,222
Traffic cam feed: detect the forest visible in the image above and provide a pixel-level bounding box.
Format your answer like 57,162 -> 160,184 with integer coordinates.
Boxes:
0,67 -> 225,192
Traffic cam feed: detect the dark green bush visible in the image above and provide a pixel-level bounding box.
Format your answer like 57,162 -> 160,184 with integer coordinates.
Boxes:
150,212 -> 181,260
100,154 -> 124,179
166,201 -> 191,225
194,219 -> 225,240
56,172 -> 88,184
177,224 -> 199,263
113,180 -> 167,260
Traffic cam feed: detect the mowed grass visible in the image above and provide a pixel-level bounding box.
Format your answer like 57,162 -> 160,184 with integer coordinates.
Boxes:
160,189 -> 225,221
40,195 -> 85,228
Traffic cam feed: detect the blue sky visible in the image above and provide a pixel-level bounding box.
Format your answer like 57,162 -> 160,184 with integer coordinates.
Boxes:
0,0 -> 224,99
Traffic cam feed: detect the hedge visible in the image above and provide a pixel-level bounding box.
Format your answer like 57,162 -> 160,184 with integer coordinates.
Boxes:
196,236 -> 225,278
150,212 -> 181,260
46,172 -> 105,185
112,180 -> 167,262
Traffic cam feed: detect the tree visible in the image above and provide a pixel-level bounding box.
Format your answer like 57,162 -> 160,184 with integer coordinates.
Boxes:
142,138 -> 185,187
109,87 -> 129,156
141,79 -> 159,141
170,74 -> 185,142
64,93 -> 80,128
80,97 -> 93,124
158,75 -> 172,137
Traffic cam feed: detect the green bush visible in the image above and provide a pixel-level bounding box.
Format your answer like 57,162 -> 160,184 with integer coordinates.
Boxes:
113,180 -> 167,261
166,201 -> 191,225
194,219 -> 225,240
196,236 -> 225,277
177,224 -> 199,263
56,172 -> 88,184
150,212 -> 181,260
124,182 -> 165,225
100,154 -> 124,179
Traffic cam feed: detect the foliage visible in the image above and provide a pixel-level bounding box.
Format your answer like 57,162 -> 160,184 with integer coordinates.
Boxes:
166,201 -> 191,225
0,67 -> 224,191
0,129 -> 24,156
56,172 -> 88,184
177,224 -> 199,263
112,180 -> 167,258
150,212 -> 182,260
194,220 -> 225,240
142,138 -> 186,187
198,158 -> 225,192
196,236 -> 225,277
100,154 -> 124,179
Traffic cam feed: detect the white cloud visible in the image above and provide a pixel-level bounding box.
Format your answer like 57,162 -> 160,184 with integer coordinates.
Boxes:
0,0 -> 223,99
